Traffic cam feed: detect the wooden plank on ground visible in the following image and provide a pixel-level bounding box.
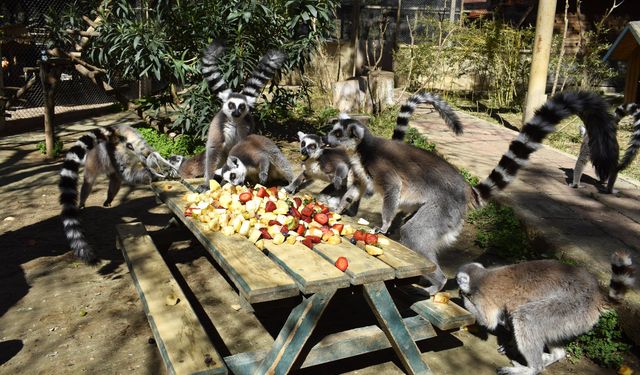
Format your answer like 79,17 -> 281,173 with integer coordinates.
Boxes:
116,222 -> 227,375
224,315 -> 436,373
363,281 -> 432,375
152,181 -> 298,304
411,298 -> 476,331
253,290 -> 336,375
312,240 -> 395,285
263,240 -> 350,294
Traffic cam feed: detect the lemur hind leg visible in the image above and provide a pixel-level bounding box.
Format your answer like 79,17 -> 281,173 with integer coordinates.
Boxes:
104,174 -> 122,207
571,134 -> 591,188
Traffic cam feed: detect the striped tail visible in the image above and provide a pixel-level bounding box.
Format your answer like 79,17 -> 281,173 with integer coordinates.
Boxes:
473,91 -> 618,202
617,103 -> 640,171
609,252 -> 635,302
59,128 -> 111,263
393,91 -> 462,141
201,42 -> 230,99
241,49 -> 286,107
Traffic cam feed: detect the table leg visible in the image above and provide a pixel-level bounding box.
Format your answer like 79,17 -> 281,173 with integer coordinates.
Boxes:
363,281 -> 432,375
253,289 -> 336,375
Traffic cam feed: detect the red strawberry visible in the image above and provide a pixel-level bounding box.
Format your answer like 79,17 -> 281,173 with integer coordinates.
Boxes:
296,224 -> 306,236
365,233 -> 379,246
239,192 -> 253,203
335,257 -> 348,271
268,186 -> 278,196
306,235 -> 322,243
321,206 -> 330,214
184,207 -> 194,217
331,223 -> 344,234
259,228 -> 272,240
314,213 -> 328,225
300,207 -> 313,217
320,226 -> 331,234
290,207 -> 301,218
293,197 -> 302,208
353,230 -> 366,242
302,238 -> 314,249
302,216 -> 312,223
305,202 -> 316,210
280,225 -> 289,234
265,201 -> 277,212
256,187 -> 268,198
268,220 -> 282,226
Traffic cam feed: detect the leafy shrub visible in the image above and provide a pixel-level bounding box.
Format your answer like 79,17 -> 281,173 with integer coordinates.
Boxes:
37,138 -> 64,158
136,127 -> 204,158
567,310 -> 630,368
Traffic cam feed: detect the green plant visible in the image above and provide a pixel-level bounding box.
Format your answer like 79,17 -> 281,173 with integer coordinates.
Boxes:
467,202 -> 535,261
136,127 -> 204,158
459,168 -> 479,186
37,138 -> 64,157
567,310 -> 630,368
405,127 -> 436,152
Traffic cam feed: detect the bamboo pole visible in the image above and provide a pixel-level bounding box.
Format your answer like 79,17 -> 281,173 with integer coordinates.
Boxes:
522,0 -> 557,123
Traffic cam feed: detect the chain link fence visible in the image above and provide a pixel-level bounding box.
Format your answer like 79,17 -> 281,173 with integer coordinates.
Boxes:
1,0 -> 117,123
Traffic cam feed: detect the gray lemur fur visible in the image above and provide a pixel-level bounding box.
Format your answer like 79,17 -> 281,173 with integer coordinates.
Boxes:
199,42 -> 286,190
215,134 -> 294,186
572,102 -> 639,193
325,91 -> 618,295
456,252 -> 635,375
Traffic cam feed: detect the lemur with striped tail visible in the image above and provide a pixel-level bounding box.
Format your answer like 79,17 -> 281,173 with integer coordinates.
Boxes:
59,125 -> 180,263
326,91 -> 619,295
392,91 -> 462,141
572,102 -> 639,192
200,42 -> 285,190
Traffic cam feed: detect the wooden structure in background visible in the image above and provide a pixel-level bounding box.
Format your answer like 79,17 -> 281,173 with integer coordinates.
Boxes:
605,21 -> 640,103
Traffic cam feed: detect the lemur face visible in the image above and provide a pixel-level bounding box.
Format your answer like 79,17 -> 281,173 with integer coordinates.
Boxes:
297,132 -> 323,161
325,116 -> 365,151
221,93 -> 249,120
217,156 -> 247,185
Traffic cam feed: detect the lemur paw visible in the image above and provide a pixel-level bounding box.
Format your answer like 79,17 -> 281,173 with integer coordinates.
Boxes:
102,201 -> 112,208
259,172 -> 269,184
284,185 -> 296,194
332,177 -> 343,190
569,182 -> 583,188
196,184 -> 208,193
372,226 -> 387,235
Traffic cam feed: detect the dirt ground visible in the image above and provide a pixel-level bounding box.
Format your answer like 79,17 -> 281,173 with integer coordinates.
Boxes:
0,112 -> 635,374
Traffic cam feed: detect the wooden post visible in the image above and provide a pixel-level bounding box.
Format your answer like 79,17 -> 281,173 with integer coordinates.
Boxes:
522,0 -> 557,123
0,44 -> 5,132
351,0 -> 361,77
449,0 -> 457,23
39,61 -> 60,159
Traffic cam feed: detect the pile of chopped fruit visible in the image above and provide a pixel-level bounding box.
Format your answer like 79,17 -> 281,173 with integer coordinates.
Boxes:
182,180 -> 386,255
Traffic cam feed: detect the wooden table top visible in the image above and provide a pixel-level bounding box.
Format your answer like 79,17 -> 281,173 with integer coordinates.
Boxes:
151,181 -> 436,304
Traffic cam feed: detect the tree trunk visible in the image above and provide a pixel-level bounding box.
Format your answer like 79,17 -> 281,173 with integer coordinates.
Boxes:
40,62 -> 60,159
522,0 -> 558,124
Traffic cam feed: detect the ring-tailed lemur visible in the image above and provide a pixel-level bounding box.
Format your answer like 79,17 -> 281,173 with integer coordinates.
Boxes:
284,131 -> 373,215
572,102 -> 640,192
393,91 -> 462,141
325,91 -> 619,294
200,42 -> 286,190
214,134 -> 294,186
59,125 -> 180,263
457,252 -> 635,375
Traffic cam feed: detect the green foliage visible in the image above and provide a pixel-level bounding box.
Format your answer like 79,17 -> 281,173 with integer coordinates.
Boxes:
567,310 -> 630,368
136,127 -> 204,158
368,106 -> 400,138
459,168 -> 479,186
467,202 -> 534,261
37,138 -> 64,158
405,127 -> 436,152
254,86 -> 308,128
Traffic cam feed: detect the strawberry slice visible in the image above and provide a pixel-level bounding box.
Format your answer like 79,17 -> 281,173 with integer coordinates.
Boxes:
314,213 -> 328,225
290,207 -> 301,218
331,223 -> 344,234
320,226 -> 331,234
353,230 -> 366,242
365,233 -> 379,246
280,225 -> 289,234
296,224 -> 306,236
302,216 -> 312,223
321,206 -> 330,214
259,228 -> 272,240
335,256 -> 348,271
268,220 -> 282,226
265,201 -> 276,212
293,197 -> 302,208
268,186 -> 278,196
184,207 -> 194,217
239,192 -> 253,203
305,202 -> 316,210
300,207 -> 313,218
306,235 -> 322,244
301,238 -> 314,249
256,187 -> 268,198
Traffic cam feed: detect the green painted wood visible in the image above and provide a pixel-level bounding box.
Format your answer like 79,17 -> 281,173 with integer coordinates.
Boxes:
151,181 -> 298,304
224,315 -> 436,374
116,222 -> 228,375
253,290 -> 336,375
363,282 -> 432,375
411,299 -> 476,331
263,240 -> 350,294
312,240 -> 395,285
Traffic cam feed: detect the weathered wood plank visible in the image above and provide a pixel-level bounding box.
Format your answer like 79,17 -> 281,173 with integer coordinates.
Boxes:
151,181 -> 298,304
363,281 -> 432,375
224,315 -> 436,373
312,240 -> 395,285
262,240 -> 350,294
253,290 -> 336,375
116,222 -> 227,375
411,298 -> 476,331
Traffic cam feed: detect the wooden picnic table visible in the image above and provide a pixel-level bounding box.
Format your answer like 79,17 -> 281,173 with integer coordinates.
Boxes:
117,179 -> 474,375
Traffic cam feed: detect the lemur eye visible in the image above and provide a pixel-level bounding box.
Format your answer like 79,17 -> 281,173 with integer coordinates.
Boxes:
126,143 -> 134,150
239,103 -> 246,111
228,102 -> 236,110
309,144 -> 316,150
230,173 -> 236,180
334,130 -> 343,138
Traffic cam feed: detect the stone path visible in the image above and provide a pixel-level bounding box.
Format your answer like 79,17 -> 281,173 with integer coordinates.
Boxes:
411,107 -> 640,343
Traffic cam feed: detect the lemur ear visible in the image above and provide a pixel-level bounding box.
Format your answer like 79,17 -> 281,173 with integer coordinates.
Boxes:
218,89 -> 232,102
297,131 -> 306,141
348,123 -> 365,141
227,156 -> 241,168
214,167 -> 224,176
246,96 -> 257,108
456,272 -> 471,292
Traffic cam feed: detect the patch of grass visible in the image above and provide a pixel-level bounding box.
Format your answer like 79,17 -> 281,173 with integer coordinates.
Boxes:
567,310 -> 630,369
466,202 -> 535,261
136,127 -> 205,158
459,168 -> 479,185
368,106 -> 400,139
37,138 -> 64,158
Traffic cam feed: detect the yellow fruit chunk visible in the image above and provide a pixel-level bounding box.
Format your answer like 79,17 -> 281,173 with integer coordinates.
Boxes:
365,244 -> 383,256
286,235 -> 297,244
248,229 -> 262,244
327,236 -> 341,245
433,292 -> 450,304
272,233 -> 286,245
377,237 -> 390,246
209,179 -> 221,191
238,220 -> 251,236
255,239 -> 265,250
221,226 -> 235,236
